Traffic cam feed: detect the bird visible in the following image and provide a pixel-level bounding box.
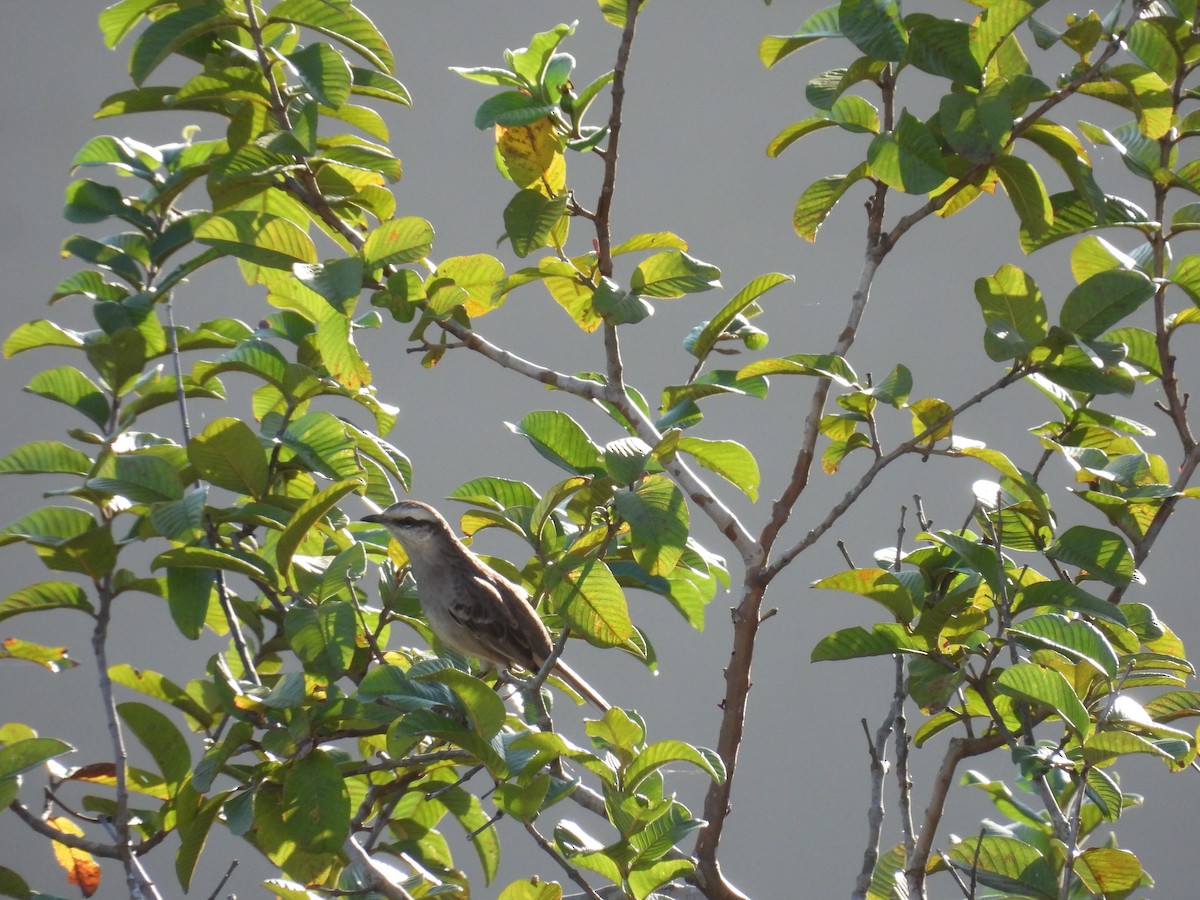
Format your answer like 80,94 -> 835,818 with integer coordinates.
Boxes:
362,499 -> 610,711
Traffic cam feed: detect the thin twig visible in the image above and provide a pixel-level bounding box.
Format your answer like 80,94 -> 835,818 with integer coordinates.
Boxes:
851,711 -> 895,900
203,859 -> 238,900
524,821 -> 605,900
344,836 -> 417,900
766,368 -> 1027,579
893,656 -> 915,861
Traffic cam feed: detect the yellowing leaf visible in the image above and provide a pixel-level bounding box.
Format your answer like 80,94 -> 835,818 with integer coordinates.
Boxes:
497,118 -> 566,195
49,816 -> 101,898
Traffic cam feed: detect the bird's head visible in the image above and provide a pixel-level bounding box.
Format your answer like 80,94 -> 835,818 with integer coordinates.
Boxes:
362,500 -> 453,543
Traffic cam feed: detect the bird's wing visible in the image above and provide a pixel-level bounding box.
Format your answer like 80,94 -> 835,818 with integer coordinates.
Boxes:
443,572 -> 551,670
454,573 -> 610,711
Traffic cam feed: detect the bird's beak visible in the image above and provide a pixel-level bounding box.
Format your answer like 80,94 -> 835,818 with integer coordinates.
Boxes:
361,513 -> 384,524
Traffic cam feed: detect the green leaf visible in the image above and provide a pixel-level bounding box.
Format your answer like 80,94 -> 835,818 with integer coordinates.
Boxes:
474,91 -> 557,129
611,232 -> 688,255
1074,847 -> 1145,894
0,738 -> 74,780
1082,730 -> 1176,765
88,452 -> 184,504
451,477 -> 540,512
550,558 -> 634,647
1045,525 -> 1134,587
281,410 -> 361,480
829,95 -> 881,133
613,475 -> 689,576
293,257 -> 364,313
0,507 -> 96,548
1011,581 -> 1128,627
281,750 -> 351,854
910,397 -> 954,442
867,111 -> 946,193
61,235 -> 144,285
0,441 -> 92,477
289,42 -> 353,108
150,487 -> 207,541
99,0 -> 161,48
129,3 -> 240,86
812,568 -> 916,623
276,478 -> 362,574
759,6 -> 842,67
593,277 -> 653,325
187,418 -> 267,498
176,790 -> 225,891
1008,614 -> 1119,677
118,701 -> 191,793
793,164 -> 870,241
630,251 -> 721,299
1020,191 -> 1150,253
688,273 -> 792,365
285,600 -> 357,677
995,662 -> 1091,737
195,339 -> 290,390
269,0 -> 394,71
0,639 -> 77,672
507,21 -> 575,84
905,14 -> 981,86
508,410 -> 602,474
498,879 -> 563,900
993,155 -> 1052,237
944,835 -> 1056,898
940,89 -> 1012,163
677,437 -> 760,501
503,190 -> 568,258
4,320 -> 86,357
64,178 -> 146,226
361,216 -> 434,269
420,668 -> 507,739
811,623 -> 928,661
974,264 -> 1048,360
629,859 -> 695,900
435,254 -> 506,317
622,739 -> 725,792
109,663 -> 213,728
164,571 -> 211,643
738,352 -> 857,384
0,580 -> 94,624
449,64 -> 525,88
25,366 -> 110,427
493,776 -> 551,824
603,437 -> 654,486
196,212 -> 317,269
840,0 -> 907,60
153,545 -> 275,584
350,66 -> 411,105
1060,269 -> 1155,339
766,117 -> 837,157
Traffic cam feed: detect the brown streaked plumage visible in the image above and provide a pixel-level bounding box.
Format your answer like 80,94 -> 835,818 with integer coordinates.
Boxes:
363,500 -> 609,711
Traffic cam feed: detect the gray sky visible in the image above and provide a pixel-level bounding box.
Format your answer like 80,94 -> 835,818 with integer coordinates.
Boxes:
2,2 -> 1199,898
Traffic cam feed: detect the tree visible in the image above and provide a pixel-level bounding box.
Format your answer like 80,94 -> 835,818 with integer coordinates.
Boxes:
2,0 -> 1200,898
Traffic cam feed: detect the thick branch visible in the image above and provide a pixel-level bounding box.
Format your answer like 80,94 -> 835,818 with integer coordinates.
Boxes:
906,732 -> 1007,899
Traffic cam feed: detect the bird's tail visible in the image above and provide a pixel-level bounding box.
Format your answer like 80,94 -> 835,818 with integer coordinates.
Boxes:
552,659 -> 611,712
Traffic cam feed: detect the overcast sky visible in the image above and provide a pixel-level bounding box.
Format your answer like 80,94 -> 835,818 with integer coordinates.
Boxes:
2,3 -> 1199,898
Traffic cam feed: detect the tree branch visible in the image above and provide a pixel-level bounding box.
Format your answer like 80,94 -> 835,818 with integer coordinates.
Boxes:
906,732 -> 1007,899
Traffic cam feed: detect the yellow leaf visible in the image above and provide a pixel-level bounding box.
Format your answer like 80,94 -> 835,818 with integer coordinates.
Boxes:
497,118 -> 566,195
49,816 -> 102,898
